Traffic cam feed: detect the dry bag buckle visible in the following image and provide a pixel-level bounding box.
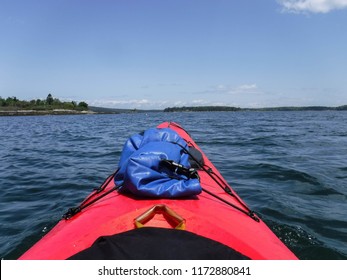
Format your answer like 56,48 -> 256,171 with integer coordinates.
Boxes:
160,159 -> 199,179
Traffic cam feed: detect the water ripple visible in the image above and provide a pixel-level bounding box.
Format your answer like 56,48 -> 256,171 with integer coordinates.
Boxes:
1,112 -> 347,259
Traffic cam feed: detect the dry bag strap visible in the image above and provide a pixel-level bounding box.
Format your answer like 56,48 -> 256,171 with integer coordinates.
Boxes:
160,159 -> 199,179
134,204 -> 186,230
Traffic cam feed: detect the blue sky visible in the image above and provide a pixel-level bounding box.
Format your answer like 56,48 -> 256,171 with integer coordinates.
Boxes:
1,0 -> 347,109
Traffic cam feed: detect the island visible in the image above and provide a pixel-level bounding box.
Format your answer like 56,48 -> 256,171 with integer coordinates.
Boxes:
0,94 -> 165,116
0,94 -> 92,116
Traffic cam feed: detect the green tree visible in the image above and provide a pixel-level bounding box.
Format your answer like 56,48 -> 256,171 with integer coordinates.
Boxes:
78,101 -> 88,110
71,101 -> 77,108
5,96 -> 18,107
53,98 -> 61,106
36,99 -> 44,106
0,96 -> 6,106
46,93 -> 53,105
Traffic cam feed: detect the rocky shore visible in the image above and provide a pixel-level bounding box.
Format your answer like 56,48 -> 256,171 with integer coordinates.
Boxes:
0,109 -> 97,116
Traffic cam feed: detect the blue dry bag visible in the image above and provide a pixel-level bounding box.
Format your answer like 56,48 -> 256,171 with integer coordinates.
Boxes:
114,128 -> 201,198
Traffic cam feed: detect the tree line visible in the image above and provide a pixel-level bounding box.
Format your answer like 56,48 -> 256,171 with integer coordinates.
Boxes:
164,105 -> 347,112
164,106 -> 241,112
0,94 -> 88,111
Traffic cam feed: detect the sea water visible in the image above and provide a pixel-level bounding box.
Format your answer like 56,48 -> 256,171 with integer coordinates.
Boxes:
0,111 -> 346,259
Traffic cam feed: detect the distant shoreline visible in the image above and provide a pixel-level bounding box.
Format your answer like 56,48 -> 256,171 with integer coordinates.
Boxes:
163,105 -> 347,112
0,109 -> 99,117
1,105 -> 347,116
0,108 -> 154,116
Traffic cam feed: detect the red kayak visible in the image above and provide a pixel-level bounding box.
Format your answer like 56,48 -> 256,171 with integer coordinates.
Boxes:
19,122 -> 297,260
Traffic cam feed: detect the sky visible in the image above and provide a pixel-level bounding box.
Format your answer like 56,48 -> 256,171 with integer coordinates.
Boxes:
1,0 -> 347,109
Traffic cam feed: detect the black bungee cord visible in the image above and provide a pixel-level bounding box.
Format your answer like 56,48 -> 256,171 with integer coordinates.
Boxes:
62,130 -> 259,222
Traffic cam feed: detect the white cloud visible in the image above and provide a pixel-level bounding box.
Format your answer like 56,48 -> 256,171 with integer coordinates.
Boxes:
192,99 -> 210,105
89,98 -> 181,109
279,0 -> 347,13
172,99 -> 214,107
173,101 -> 185,106
236,84 -> 258,91
87,84 -> 260,109
216,84 -> 227,90
89,98 -> 150,108
199,84 -> 259,95
228,84 -> 259,94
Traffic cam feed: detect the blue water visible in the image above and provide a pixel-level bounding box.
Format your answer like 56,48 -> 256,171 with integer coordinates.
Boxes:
1,111 -> 346,259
